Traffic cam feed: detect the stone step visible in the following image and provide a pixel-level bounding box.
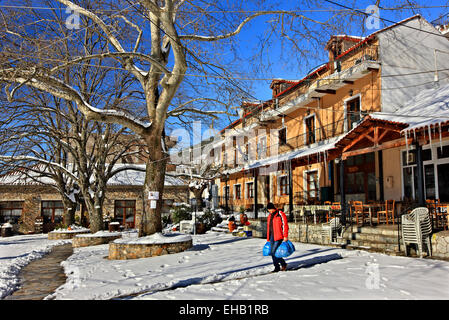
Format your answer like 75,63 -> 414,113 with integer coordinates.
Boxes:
346,239 -> 401,252
342,232 -> 401,244
345,243 -> 406,256
344,225 -> 400,237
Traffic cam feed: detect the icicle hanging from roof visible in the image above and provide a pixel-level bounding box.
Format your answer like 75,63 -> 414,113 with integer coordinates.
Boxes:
405,131 -> 409,164
428,125 -> 432,146
439,122 -> 443,152
323,151 -> 328,178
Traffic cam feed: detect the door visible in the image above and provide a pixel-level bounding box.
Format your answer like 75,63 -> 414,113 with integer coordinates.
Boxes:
437,163 -> 449,202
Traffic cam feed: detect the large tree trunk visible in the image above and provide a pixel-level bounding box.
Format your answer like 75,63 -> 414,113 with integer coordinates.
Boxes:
140,144 -> 167,237
191,185 -> 207,209
62,198 -> 77,227
84,196 -> 104,233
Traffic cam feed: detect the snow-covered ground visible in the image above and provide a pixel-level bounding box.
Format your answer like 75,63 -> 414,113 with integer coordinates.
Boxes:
0,234 -> 70,299
1,232 -> 449,300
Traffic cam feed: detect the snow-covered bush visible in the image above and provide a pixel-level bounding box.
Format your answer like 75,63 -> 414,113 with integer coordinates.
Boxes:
170,205 -> 192,224
197,209 -> 222,231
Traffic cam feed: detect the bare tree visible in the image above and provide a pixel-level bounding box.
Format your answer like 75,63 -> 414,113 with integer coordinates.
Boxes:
0,87 -> 145,233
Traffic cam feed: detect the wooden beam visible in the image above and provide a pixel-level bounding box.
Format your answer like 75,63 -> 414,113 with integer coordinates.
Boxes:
374,127 -> 379,144
342,130 -> 374,152
342,137 -> 413,159
377,128 -> 390,143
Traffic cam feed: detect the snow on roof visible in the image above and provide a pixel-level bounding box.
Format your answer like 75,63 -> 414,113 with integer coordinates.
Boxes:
370,81 -> 449,134
0,164 -> 187,187
105,164 -> 187,187
222,134 -> 344,173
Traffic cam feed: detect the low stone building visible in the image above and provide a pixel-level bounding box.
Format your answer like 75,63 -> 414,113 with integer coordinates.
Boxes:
0,164 -> 189,234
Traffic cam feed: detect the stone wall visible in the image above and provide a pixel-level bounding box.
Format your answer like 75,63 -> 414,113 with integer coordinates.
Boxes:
0,186 -> 61,234
108,239 -> 193,260
48,230 -> 91,240
72,234 -> 122,248
432,231 -> 449,259
247,219 -> 329,245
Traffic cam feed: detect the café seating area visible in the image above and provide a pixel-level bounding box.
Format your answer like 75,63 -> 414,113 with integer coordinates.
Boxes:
291,199 -> 448,231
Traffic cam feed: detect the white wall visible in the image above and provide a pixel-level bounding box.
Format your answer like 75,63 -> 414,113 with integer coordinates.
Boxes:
379,17 -> 449,113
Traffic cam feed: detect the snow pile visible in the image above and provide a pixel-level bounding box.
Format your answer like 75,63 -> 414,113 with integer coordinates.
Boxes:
52,225 -> 90,233
112,232 -> 192,245
76,231 -> 122,238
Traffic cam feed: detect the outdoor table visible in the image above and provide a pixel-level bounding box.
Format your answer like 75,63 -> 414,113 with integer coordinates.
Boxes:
296,205 -> 332,224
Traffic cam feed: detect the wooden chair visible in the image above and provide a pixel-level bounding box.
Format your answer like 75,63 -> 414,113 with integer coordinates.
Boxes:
426,199 -> 438,228
377,200 -> 395,225
435,204 -> 448,230
351,201 -> 366,226
324,201 -> 331,221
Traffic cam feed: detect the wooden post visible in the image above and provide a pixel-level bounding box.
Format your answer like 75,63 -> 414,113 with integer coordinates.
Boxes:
288,160 -> 294,222
339,158 -> 347,225
378,150 -> 384,202
254,169 -> 258,219
329,160 -> 335,202
416,143 -> 425,206
225,174 -> 229,214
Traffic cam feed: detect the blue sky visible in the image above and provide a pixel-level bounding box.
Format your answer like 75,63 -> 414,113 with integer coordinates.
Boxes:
233,0 -> 449,102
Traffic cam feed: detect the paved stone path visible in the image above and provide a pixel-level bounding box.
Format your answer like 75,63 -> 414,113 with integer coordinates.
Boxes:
4,243 -> 73,300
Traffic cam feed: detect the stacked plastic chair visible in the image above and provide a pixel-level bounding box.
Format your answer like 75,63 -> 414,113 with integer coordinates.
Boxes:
401,207 -> 432,258
321,217 -> 342,243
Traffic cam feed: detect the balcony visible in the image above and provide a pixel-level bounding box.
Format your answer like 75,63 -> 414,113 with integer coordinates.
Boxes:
260,45 -> 379,122
262,119 -> 346,160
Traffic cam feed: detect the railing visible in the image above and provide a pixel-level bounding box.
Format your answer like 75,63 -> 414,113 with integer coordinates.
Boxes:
260,118 -> 347,160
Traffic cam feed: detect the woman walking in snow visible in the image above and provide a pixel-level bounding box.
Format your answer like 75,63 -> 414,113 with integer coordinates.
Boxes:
266,203 -> 289,272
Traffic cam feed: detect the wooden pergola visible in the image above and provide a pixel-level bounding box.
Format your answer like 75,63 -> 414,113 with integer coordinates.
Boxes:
335,116 -> 410,159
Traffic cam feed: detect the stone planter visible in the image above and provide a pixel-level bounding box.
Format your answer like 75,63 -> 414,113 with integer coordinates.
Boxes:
48,229 -> 91,240
108,233 -> 193,260
432,231 -> 449,259
73,232 -> 122,248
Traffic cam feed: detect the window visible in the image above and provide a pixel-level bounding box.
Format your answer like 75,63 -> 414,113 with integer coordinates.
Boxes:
257,136 -> 267,158
114,200 -> 136,227
305,171 -> 318,202
0,201 -> 23,224
279,176 -> 289,196
246,182 -> 254,199
305,115 -> 316,145
42,201 -> 64,224
346,96 -> 361,130
279,127 -> 287,145
401,144 -> 449,202
234,184 -> 241,200
437,145 -> 449,159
